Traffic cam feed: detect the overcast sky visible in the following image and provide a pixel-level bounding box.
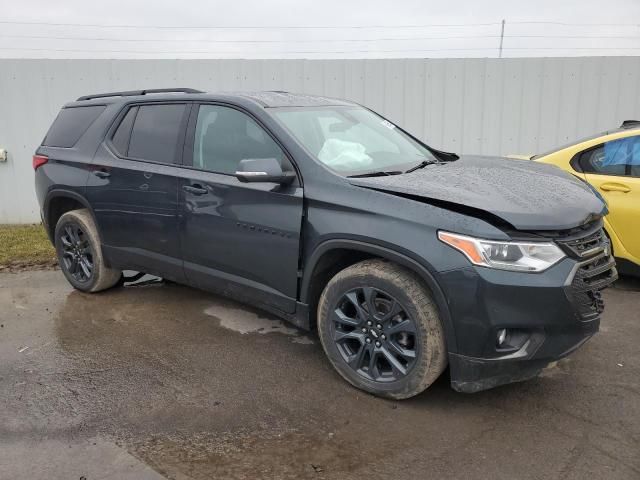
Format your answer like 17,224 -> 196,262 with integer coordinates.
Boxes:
1,0 -> 639,59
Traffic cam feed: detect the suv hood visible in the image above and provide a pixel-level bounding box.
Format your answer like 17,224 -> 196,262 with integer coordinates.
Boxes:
349,155 -> 606,230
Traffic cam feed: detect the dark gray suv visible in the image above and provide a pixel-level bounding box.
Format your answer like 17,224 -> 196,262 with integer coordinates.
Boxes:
34,88 -> 617,399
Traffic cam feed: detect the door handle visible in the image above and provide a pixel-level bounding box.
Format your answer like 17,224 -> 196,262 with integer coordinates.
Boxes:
92,169 -> 111,179
600,182 -> 630,193
183,184 -> 208,196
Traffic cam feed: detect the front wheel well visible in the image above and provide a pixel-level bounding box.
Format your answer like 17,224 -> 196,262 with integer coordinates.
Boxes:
305,248 -> 376,329
302,242 -> 456,353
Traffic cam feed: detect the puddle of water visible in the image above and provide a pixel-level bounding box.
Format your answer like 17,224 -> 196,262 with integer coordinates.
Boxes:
122,272 -> 164,288
132,427 -> 359,480
1,438 -> 165,480
203,304 -> 313,344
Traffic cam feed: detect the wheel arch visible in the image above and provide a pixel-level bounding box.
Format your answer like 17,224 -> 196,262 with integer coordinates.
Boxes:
43,189 -> 112,266
44,189 -> 97,238
301,239 -> 457,353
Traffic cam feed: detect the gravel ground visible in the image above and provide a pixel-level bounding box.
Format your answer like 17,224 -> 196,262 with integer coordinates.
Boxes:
0,270 -> 638,480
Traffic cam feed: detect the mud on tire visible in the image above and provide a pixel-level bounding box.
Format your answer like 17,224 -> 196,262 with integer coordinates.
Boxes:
54,209 -> 121,293
317,259 -> 447,399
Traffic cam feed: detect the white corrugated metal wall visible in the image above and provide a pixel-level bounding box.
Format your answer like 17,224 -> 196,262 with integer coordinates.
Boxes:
1,57 -> 639,224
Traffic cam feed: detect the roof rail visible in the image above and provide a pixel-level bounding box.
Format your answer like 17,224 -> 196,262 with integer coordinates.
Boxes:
620,120 -> 640,129
76,88 -> 204,101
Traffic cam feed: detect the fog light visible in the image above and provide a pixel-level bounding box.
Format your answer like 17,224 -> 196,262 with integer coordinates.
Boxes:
497,328 -> 507,347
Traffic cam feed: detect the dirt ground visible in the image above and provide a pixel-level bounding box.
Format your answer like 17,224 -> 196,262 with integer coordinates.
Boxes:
1,270 -> 638,480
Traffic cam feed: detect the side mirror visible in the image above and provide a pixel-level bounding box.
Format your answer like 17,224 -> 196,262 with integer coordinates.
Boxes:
235,158 -> 296,184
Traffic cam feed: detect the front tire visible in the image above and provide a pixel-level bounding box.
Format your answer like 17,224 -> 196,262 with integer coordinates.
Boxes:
318,259 -> 447,399
54,209 -> 121,292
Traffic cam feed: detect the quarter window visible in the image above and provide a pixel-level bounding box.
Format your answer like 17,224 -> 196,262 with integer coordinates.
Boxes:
43,105 -> 106,148
581,136 -> 640,177
193,105 -> 288,175
128,104 -> 187,164
111,107 -> 137,156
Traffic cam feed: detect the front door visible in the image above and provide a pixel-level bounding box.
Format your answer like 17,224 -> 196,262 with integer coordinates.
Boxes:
579,135 -> 640,260
178,104 -> 303,313
87,102 -> 190,280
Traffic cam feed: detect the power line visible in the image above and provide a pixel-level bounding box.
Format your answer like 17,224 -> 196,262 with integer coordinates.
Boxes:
0,20 -> 638,30
0,34 -> 503,44
2,46 -> 639,55
0,20 -> 504,30
509,21 -> 640,27
2,18 -> 639,58
0,46 -> 504,54
1,34 -> 639,44
505,35 -> 640,39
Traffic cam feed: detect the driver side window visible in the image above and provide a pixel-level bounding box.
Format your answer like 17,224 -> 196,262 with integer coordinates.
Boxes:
193,105 -> 288,175
580,136 -> 640,177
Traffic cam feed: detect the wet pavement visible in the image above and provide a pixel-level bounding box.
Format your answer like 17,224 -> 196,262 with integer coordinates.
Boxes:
1,270 -> 639,480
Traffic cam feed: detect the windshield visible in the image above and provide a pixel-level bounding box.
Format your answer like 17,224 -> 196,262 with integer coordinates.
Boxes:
272,106 -> 437,175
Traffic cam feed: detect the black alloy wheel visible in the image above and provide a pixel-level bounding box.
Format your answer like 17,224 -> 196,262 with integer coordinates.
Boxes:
58,222 -> 94,284
332,286 -> 418,382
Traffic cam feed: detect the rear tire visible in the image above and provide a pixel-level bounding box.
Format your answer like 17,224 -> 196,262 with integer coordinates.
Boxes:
54,209 -> 121,292
317,259 -> 447,399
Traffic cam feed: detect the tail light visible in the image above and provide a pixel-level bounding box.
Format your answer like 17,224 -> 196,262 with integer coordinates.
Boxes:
33,154 -> 48,170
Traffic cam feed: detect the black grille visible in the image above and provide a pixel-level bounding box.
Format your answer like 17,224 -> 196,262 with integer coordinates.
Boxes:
554,222 -> 608,259
528,219 -> 617,321
567,254 -> 617,321
546,220 -> 619,321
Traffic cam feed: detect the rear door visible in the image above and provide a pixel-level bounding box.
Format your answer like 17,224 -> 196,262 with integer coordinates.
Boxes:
86,102 -> 191,280
178,103 -> 303,313
580,135 -> 640,260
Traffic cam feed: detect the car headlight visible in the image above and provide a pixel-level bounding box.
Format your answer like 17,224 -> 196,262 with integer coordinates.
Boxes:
438,231 -> 566,272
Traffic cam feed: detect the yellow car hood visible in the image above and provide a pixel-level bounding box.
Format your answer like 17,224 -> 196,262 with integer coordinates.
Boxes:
506,154 -> 535,160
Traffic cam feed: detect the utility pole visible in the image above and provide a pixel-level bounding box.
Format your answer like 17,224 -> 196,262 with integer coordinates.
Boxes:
498,19 -> 505,58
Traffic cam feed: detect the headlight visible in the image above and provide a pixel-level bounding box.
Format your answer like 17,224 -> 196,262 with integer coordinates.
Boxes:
438,231 -> 566,272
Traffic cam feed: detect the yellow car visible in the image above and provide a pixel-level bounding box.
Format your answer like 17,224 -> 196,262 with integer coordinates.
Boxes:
511,121 -> 640,276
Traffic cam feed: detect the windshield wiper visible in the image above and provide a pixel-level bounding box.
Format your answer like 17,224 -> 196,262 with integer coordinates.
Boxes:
404,159 -> 439,173
428,148 -> 459,162
348,170 -> 403,178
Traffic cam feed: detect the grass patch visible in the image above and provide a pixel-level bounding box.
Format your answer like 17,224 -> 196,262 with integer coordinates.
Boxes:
0,224 -> 57,269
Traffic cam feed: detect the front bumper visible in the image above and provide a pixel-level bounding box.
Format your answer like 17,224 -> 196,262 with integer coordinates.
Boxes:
448,329 -> 595,393
439,251 -> 617,393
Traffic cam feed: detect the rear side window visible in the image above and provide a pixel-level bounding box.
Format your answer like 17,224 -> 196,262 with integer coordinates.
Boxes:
43,105 -> 106,148
128,104 -> 186,164
111,107 -> 138,156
